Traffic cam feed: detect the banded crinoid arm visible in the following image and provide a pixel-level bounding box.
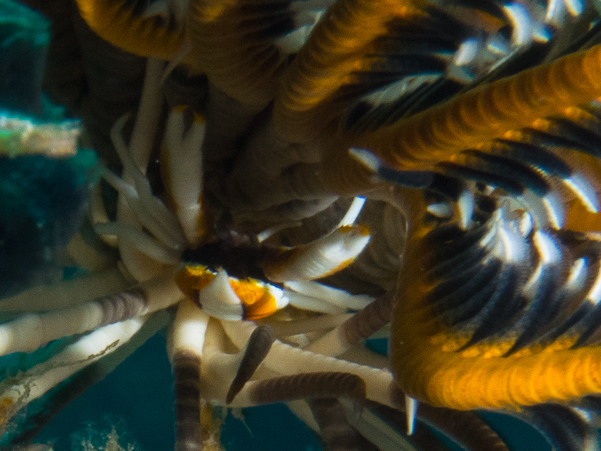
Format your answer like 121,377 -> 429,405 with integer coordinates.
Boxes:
167,299 -> 210,451
225,0 -> 558,214
362,43 -> 601,168
355,98 -> 601,232
185,0 -> 320,163
0,316 -> 148,438
3,312 -> 169,447
323,40 -> 601,195
349,99 -> 601,233
186,0 -> 290,109
220,320 -> 397,409
272,0 -> 540,144
73,0 -> 192,66
387,175 -> 601,436
0,269 -> 182,356
229,370 -> 368,409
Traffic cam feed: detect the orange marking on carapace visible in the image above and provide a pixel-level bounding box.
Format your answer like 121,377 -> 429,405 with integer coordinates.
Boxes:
176,266 -> 278,320
230,279 -> 278,320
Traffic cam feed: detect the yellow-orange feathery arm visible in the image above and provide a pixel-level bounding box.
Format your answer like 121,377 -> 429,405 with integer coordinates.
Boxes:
389,189 -> 601,411
322,43 -> 601,195
391,259 -> 601,410
187,0 -> 288,109
273,0 -> 425,143
356,43 -> 601,171
75,0 -> 192,65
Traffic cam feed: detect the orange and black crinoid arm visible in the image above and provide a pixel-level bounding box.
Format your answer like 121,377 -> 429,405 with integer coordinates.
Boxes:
74,0 -> 191,64
389,177 -> 601,413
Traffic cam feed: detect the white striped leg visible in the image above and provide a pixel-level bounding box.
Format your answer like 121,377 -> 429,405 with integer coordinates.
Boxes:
168,300 -> 210,451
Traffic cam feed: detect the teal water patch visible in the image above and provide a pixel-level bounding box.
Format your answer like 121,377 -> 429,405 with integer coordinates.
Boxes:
0,0 -> 99,299
0,151 -> 98,298
365,337 -> 388,356
35,332 -> 175,451
481,410 -> 551,451
222,404 -> 321,451
0,0 -> 53,117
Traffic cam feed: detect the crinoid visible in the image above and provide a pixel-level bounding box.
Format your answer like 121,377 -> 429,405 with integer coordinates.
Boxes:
6,0 -> 601,450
